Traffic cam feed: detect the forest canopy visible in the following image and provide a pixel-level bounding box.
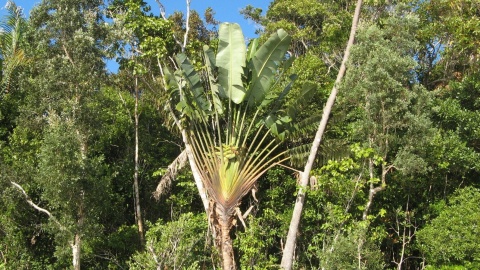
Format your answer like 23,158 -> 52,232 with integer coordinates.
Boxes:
1,0 -> 479,269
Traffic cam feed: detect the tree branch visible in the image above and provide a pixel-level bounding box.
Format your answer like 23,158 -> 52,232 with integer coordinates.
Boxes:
153,149 -> 188,199
10,181 -> 67,231
147,243 -> 162,270
62,44 -> 75,66
155,0 -> 168,20
182,0 -> 191,53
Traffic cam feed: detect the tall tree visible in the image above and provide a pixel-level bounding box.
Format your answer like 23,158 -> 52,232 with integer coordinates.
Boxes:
281,0 -> 363,268
161,22 -> 313,269
336,4 -> 438,269
9,0 -> 112,268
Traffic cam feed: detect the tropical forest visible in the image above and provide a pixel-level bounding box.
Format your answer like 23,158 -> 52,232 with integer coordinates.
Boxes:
0,0 -> 479,269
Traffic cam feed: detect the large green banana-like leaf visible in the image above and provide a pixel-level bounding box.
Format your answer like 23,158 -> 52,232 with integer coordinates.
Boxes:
203,45 -> 223,115
264,82 -> 316,140
247,29 -> 291,105
216,23 -> 247,104
162,64 -> 187,113
246,38 -> 259,62
176,53 -> 211,113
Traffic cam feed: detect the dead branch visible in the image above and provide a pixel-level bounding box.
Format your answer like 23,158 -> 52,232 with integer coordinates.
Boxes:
153,149 -> 188,199
10,181 -> 67,231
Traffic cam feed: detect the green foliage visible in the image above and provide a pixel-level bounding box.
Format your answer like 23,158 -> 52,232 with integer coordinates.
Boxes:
168,8 -> 218,56
261,0 -> 353,57
110,0 -> 175,60
216,23 -> 247,104
235,216 -> 282,269
165,170 -> 206,215
417,0 -> 480,80
417,187 -> 480,268
432,73 -> 480,153
0,182 -> 55,269
0,0 -> 30,94
2,0 -> 480,269
235,167 -> 297,268
315,231 -> 385,270
301,145 -> 387,269
128,213 -> 214,269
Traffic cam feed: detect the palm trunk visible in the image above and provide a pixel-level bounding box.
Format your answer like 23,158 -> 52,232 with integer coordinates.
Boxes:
134,76 -> 145,245
219,212 -> 235,270
280,1 -> 363,268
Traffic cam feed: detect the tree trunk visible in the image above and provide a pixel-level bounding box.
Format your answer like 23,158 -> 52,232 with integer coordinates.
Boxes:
134,76 -> 145,245
72,194 -> 85,270
220,213 -> 235,270
72,233 -> 81,270
280,1 -> 363,269
181,130 -> 210,212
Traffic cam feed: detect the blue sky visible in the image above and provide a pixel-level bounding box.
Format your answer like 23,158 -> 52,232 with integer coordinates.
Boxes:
1,0 -> 271,71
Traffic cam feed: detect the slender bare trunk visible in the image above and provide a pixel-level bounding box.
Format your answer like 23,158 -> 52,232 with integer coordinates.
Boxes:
182,0 -> 191,53
393,199 -> 416,270
72,192 -> 85,270
72,233 -> 81,270
134,76 -> 145,245
280,1 -> 363,269
397,223 -> 406,270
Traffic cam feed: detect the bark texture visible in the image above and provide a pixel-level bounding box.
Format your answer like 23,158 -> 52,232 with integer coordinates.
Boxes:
72,233 -> 81,270
220,216 -> 235,270
210,203 -> 236,270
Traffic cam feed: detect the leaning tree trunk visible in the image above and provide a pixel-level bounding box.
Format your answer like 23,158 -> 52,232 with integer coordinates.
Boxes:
280,0 -> 363,269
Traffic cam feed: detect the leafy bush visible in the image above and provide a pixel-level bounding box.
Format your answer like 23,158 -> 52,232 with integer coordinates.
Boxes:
128,213 -> 215,269
417,187 -> 480,269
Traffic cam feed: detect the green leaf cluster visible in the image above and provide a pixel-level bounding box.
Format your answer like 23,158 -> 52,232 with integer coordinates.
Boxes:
417,187 -> 480,269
